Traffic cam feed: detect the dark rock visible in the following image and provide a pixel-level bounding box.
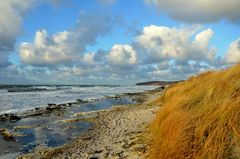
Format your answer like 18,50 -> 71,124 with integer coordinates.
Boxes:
114,95 -> 121,99
67,103 -> 73,106
153,86 -> 165,92
76,99 -> 83,103
9,115 -> 21,122
48,103 -> 56,106
95,150 -> 103,153
46,107 -> 52,111
76,99 -> 88,103
124,92 -> 141,96
20,104 -> 67,118
26,111 -> 44,117
46,105 -> 60,111
0,128 -> 16,141
0,113 -> 21,122
61,103 -> 68,107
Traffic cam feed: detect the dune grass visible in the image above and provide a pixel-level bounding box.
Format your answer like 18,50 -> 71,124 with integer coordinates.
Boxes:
149,64 -> 240,159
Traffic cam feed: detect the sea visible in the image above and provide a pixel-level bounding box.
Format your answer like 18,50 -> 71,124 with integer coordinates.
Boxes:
0,85 -> 158,115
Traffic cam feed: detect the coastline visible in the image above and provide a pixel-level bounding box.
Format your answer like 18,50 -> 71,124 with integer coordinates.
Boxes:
16,87 -> 164,159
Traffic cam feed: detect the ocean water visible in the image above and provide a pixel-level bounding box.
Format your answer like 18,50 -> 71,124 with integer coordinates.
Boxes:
0,85 -> 158,115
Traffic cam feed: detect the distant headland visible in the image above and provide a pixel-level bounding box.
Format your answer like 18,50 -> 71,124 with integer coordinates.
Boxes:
136,81 -> 182,86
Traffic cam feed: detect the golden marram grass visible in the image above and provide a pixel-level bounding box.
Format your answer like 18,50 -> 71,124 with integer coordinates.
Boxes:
149,64 -> 240,159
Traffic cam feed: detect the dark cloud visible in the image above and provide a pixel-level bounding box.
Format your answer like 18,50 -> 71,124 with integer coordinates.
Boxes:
0,52 -> 11,67
0,0 -> 33,67
151,36 -> 163,46
238,40 -> 240,50
145,0 -> 240,23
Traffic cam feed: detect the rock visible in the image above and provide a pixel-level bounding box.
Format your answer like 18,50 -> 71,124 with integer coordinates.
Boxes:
46,105 -> 62,111
34,107 -> 40,111
113,95 -> 121,99
76,99 -> 88,103
0,128 -> 6,132
67,103 -> 73,106
20,103 -> 68,118
153,86 -> 165,92
58,104 -> 68,107
13,125 -> 36,130
94,149 -> 103,153
0,128 -> 24,141
76,99 -> 84,103
47,103 -> 56,106
0,128 -> 15,141
0,113 -> 21,122
23,111 -> 44,117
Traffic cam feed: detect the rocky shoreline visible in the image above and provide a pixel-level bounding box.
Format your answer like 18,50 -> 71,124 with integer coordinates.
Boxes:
0,99 -> 89,122
16,87 -> 165,159
0,92 -> 141,122
0,86 -> 161,123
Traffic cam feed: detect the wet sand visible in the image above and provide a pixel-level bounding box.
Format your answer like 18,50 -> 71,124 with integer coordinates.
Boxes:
17,88 -> 164,159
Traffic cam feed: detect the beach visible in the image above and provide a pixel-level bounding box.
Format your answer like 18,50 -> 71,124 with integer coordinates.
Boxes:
16,87 -> 163,159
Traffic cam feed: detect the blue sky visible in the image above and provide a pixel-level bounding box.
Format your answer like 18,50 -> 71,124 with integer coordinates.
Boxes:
0,0 -> 240,84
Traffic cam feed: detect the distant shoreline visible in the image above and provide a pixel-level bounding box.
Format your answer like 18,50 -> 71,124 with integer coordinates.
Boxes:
136,80 -> 182,86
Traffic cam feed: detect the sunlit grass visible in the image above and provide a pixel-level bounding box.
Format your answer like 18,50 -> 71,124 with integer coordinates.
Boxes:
149,64 -> 240,159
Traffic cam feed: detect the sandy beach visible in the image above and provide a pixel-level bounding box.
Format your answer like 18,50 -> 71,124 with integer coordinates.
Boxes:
17,88 -> 163,159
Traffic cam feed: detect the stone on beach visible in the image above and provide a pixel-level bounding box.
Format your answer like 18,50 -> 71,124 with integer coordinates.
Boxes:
0,113 -> 21,122
0,128 -> 27,141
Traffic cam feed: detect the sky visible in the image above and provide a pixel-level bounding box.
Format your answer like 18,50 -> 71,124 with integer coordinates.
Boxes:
0,0 -> 240,85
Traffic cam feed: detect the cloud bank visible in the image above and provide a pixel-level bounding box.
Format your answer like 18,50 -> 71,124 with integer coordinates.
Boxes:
145,0 -> 240,23
14,24 -> 232,84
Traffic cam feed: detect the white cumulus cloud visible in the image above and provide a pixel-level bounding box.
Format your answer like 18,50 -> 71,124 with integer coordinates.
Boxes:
20,12 -> 113,67
194,29 -> 214,48
107,44 -> 137,69
225,39 -> 240,64
136,25 -> 216,63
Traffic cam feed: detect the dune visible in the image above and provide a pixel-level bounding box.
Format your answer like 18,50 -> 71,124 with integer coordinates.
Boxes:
149,64 -> 240,159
